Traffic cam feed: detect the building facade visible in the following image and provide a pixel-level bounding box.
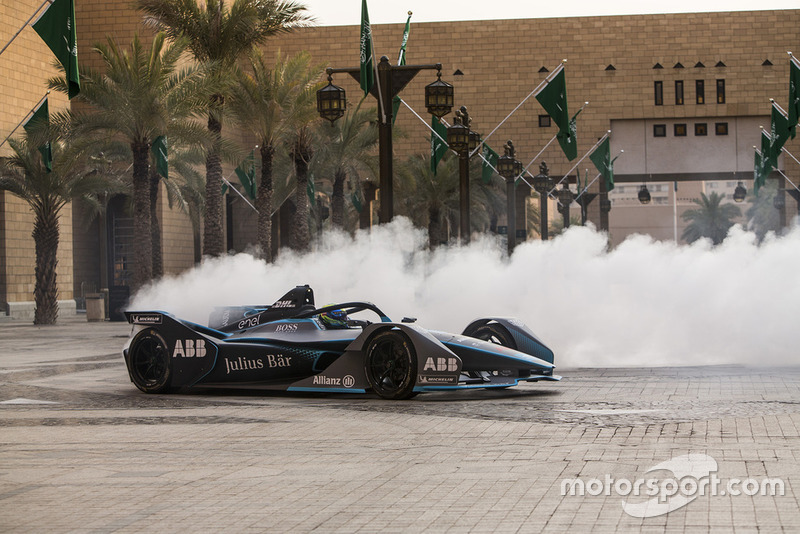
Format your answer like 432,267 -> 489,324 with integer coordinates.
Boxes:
1,3 -> 798,318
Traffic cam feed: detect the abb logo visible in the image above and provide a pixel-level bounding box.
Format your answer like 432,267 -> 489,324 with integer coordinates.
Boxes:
423,357 -> 458,372
173,339 -> 207,358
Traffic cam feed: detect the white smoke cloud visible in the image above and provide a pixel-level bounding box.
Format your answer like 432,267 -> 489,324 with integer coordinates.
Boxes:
130,218 -> 800,368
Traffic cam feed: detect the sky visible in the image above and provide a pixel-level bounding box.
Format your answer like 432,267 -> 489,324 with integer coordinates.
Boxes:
301,0 -> 798,26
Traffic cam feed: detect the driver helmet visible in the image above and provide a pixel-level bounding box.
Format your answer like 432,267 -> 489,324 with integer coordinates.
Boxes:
319,307 -> 348,328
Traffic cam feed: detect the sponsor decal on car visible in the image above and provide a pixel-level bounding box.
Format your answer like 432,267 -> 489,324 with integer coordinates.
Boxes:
422,357 -> 459,372
418,374 -> 458,384
238,315 -> 260,329
275,323 -> 298,333
131,313 -> 162,325
272,300 -> 294,308
224,355 -> 292,374
173,339 -> 207,358
312,374 -> 356,388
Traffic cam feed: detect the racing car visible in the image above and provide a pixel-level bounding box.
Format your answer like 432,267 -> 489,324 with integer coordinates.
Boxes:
122,285 -> 560,399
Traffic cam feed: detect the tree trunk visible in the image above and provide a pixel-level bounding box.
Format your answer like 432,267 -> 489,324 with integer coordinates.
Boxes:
132,142 -> 153,290
257,143 -> 274,262
428,205 -> 441,250
32,206 -> 59,324
291,136 -> 311,252
331,168 -> 346,228
149,168 -> 163,278
203,104 -> 224,258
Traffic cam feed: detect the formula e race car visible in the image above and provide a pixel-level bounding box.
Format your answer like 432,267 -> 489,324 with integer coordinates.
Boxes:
122,285 -> 560,399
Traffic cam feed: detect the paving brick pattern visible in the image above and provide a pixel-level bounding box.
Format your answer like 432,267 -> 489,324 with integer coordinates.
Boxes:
1,318 -> 798,532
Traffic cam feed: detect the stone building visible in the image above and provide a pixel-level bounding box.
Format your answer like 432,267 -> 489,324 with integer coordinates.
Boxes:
1,2 -> 798,318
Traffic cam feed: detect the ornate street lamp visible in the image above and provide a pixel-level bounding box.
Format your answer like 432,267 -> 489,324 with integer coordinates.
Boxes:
532,162 -> 554,240
316,71 -> 347,124
447,106 -> 478,243
498,140 -> 522,254
638,184 -> 652,204
318,59 -> 451,224
425,69 -> 454,118
733,181 -> 747,203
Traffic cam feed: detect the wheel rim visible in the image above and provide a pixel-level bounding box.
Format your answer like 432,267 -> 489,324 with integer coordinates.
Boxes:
131,334 -> 168,387
368,337 -> 411,395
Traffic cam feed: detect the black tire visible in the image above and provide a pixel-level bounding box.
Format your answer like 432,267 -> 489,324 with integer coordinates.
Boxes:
467,323 -> 517,349
365,330 -> 417,400
128,329 -> 172,393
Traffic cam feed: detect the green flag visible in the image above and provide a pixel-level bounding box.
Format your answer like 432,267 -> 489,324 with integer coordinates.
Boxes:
789,55 -> 800,139
33,0 -> 79,99
151,136 -> 168,179
391,12 -> 412,125
351,187 -> 364,212
769,101 -> 791,158
557,108 -> 581,161
754,149 -> 767,196
481,144 -> 499,184
761,128 -> 776,170
359,0 -> 374,97
307,173 -> 316,206
430,117 -> 448,175
234,150 -> 256,200
535,64 -> 570,144
23,98 -> 52,172
589,137 -> 618,192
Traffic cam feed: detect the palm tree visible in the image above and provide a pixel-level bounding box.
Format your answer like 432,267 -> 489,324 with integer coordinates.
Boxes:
312,98 -> 378,228
0,133 -> 111,324
49,33 -> 210,289
681,191 -> 742,245
228,50 -> 322,260
745,181 -> 780,241
138,0 -> 312,258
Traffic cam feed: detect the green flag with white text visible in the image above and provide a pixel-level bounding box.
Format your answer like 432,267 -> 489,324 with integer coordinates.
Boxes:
535,64 -> 570,148
557,108 -> 581,161
33,0 -> 79,99
770,101 -> 790,158
430,117 -> 448,175
589,137 -> 618,192
234,150 -> 256,200
23,98 -> 52,172
481,144 -> 498,184
359,0 -> 374,96
754,149 -> 767,196
391,12 -> 412,125
151,136 -> 168,179
789,55 -> 800,139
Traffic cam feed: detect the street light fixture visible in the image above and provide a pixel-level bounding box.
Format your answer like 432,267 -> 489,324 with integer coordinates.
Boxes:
498,140 -> 522,255
733,181 -> 747,203
557,182 -> 574,229
532,162 -> 554,240
447,106 -> 479,243
638,184 -> 652,204
318,58 -> 452,224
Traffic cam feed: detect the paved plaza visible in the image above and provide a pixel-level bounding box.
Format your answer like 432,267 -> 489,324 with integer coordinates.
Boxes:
1,316 -> 798,532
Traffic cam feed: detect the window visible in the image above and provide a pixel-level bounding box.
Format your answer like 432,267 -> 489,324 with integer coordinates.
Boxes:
674,123 -> 687,136
715,122 -> 728,135
695,123 -> 708,136
654,124 -> 667,137
654,81 -> 663,105
675,81 -> 684,105
538,115 -> 551,127
716,79 -> 726,103
696,80 -> 705,104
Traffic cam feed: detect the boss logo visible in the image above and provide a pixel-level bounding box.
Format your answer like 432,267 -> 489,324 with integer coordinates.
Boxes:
423,357 -> 459,372
275,324 -> 298,333
173,339 -> 207,358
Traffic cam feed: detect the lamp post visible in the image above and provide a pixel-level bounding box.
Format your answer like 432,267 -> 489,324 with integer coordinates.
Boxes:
638,184 -> 651,204
557,182 -> 574,229
447,106 -> 480,243
532,162 -> 554,240
497,140 -> 522,255
317,57 -> 453,224
733,182 -> 747,203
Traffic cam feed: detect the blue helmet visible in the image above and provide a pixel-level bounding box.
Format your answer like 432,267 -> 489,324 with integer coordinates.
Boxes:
319,307 -> 348,328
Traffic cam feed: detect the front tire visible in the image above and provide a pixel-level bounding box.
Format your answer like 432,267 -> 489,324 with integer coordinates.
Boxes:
128,329 -> 172,393
365,330 -> 417,400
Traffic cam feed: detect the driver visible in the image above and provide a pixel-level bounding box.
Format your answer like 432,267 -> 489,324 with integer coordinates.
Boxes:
318,307 -> 349,329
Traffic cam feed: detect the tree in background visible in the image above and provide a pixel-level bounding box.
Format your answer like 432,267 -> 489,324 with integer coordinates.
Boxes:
138,0 -> 312,258
681,191 -> 742,245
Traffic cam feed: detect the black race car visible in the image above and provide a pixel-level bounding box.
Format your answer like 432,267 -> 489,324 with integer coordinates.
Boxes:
122,285 -> 560,399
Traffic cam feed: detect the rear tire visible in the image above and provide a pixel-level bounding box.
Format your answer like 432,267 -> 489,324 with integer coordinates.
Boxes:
128,329 -> 172,393
365,330 -> 417,400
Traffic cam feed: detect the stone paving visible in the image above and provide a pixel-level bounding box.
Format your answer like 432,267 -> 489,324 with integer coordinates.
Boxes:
1,316 -> 798,532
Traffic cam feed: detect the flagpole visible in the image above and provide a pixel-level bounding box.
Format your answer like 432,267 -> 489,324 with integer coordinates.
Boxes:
222,175 -> 258,213
781,146 -> 800,167
474,60 -> 567,156
548,131 -> 610,196
0,0 -> 51,58
0,91 -> 50,150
